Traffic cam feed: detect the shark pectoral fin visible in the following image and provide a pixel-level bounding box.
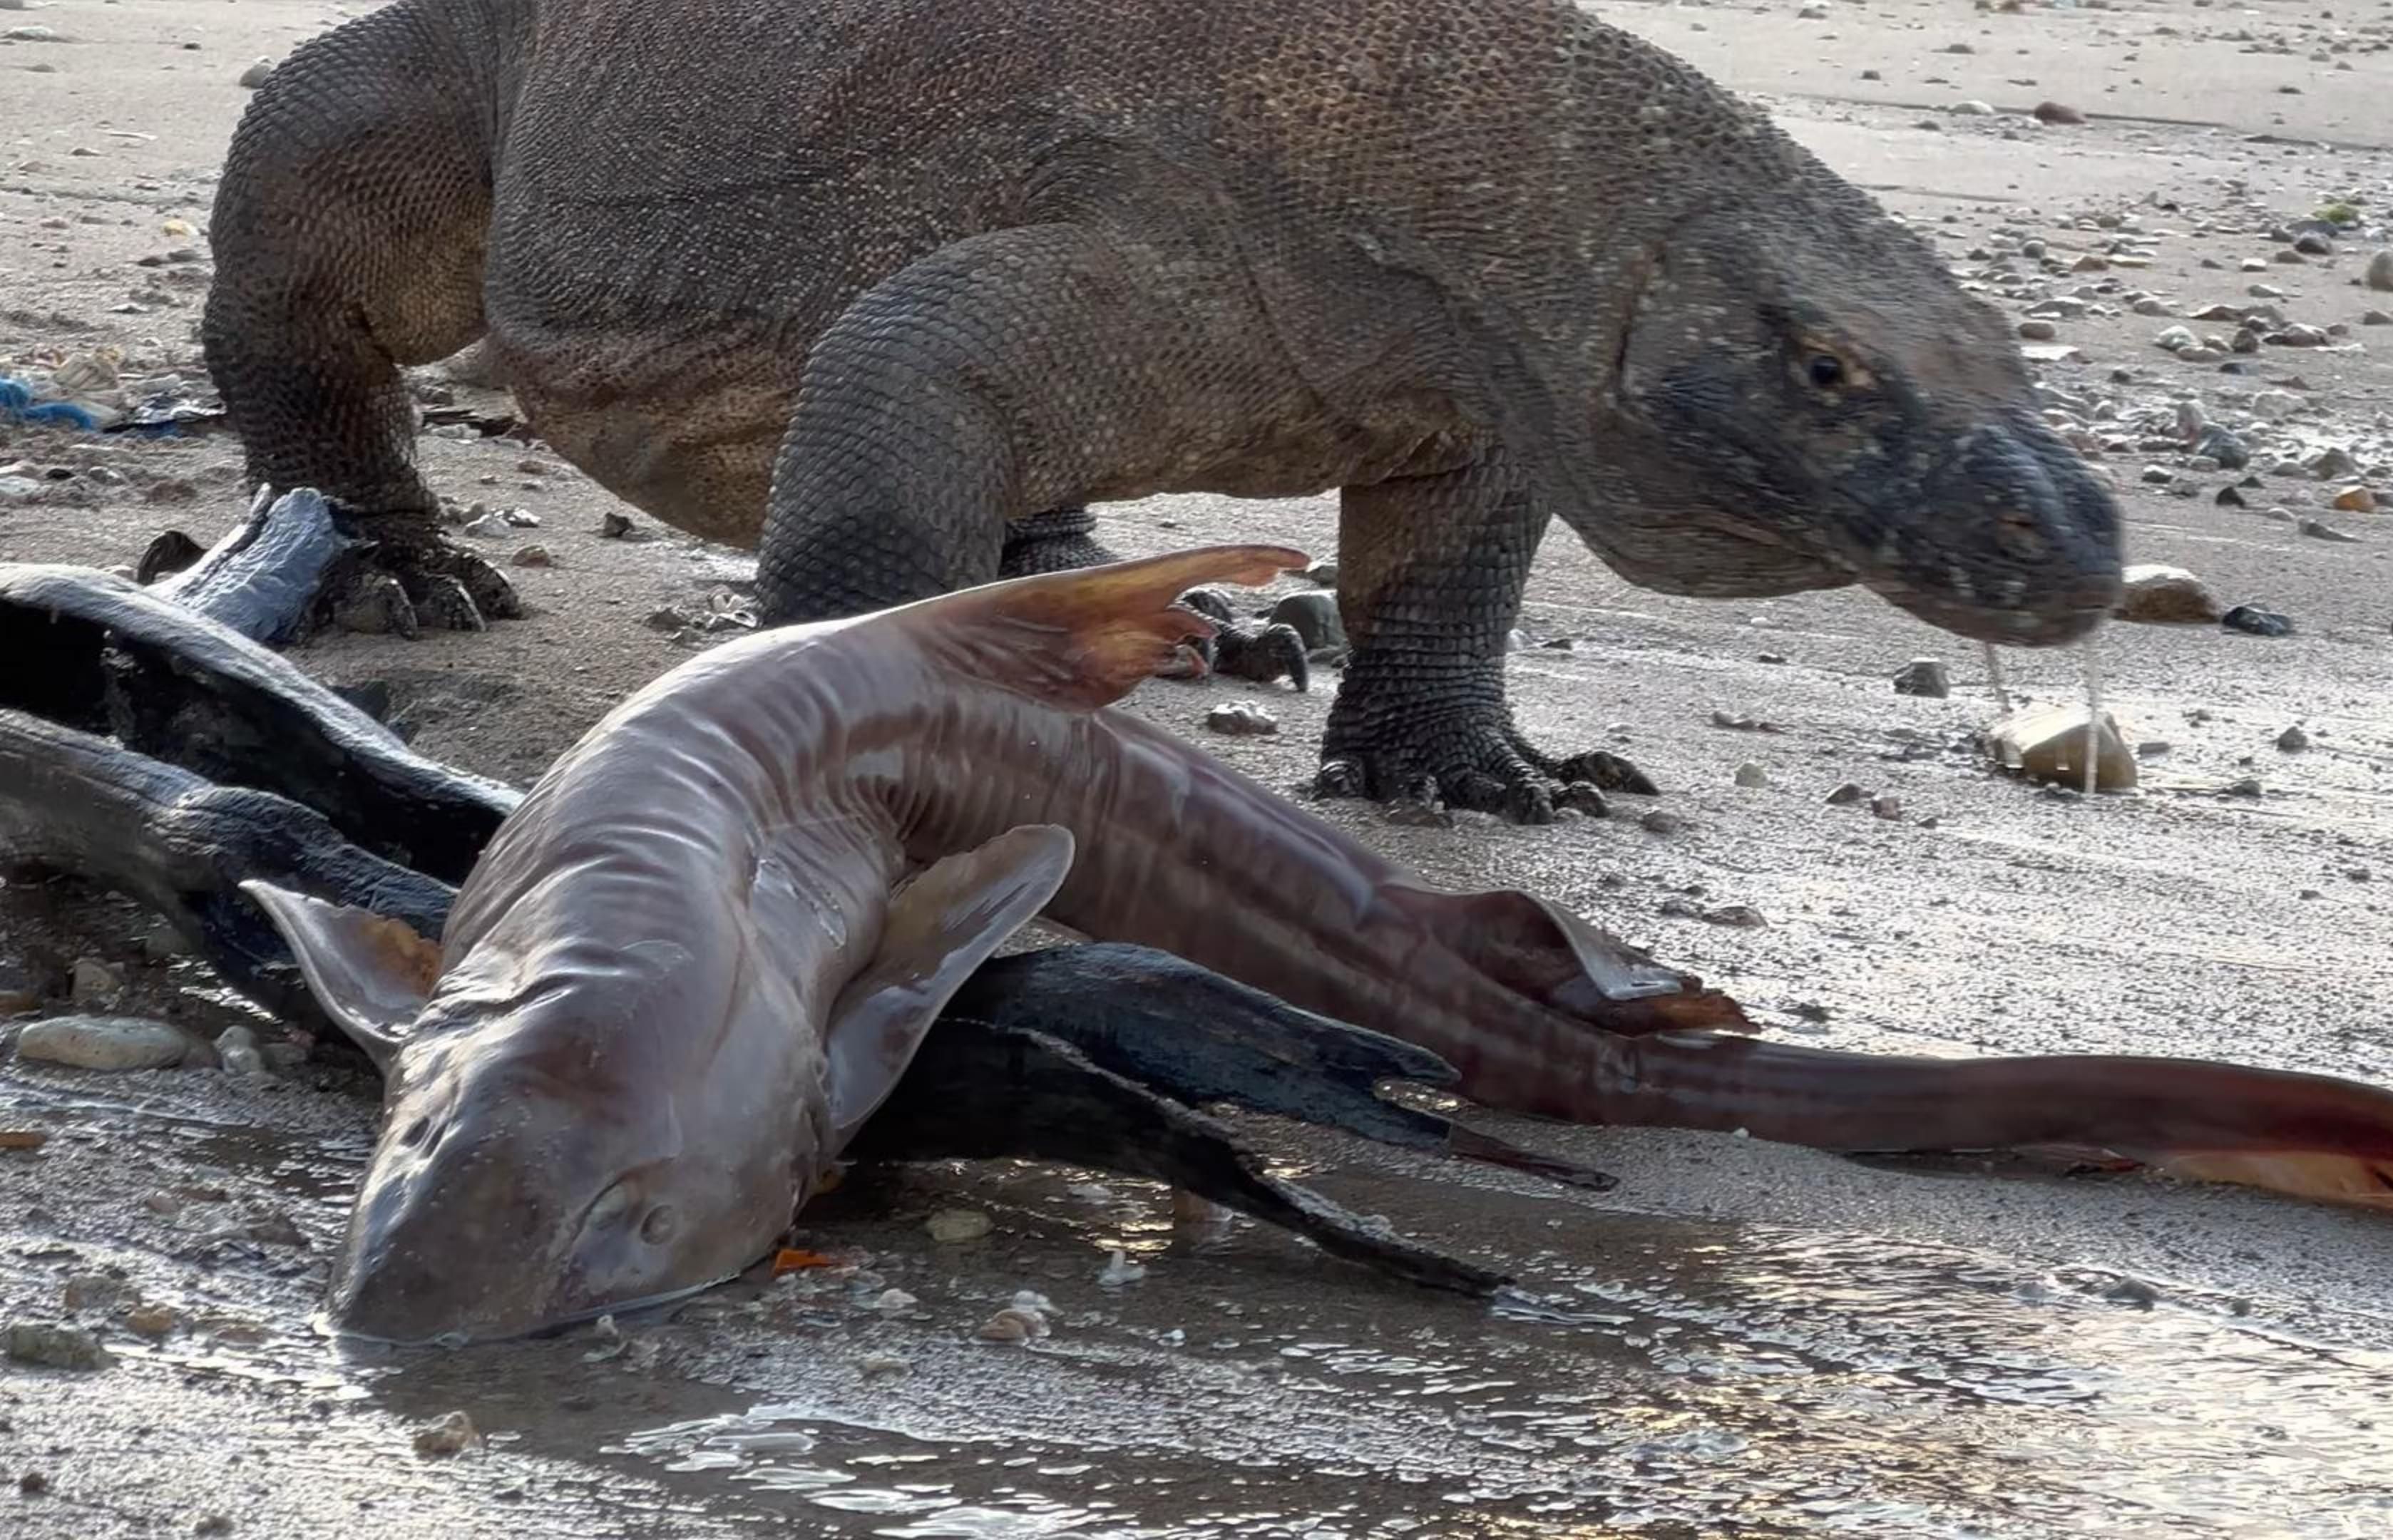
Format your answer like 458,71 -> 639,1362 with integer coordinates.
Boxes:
821,823 -> 1077,1146
236,879 -> 440,1074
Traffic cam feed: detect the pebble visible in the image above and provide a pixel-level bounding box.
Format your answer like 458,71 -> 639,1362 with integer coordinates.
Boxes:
2193,426 -> 2248,470
2297,518 -> 2358,543
976,1307 -> 1048,1343
1204,701 -> 1279,736
511,544 -> 554,567
459,511 -> 512,539
237,60 -> 276,89
4,1322 -> 112,1371
2276,724 -> 2310,752
1892,658 -> 1949,697
2033,101 -> 2086,125
1266,590 -> 1344,651
1870,794 -> 1905,821
213,1024 -> 268,1078
2016,319 -> 2057,341
125,1304 -> 180,1338
923,1208 -> 992,1243
868,1288 -> 918,1313
2111,564 -> 2221,624
1824,782 -> 1868,806
17,1015 -> 198,1072
1637,809 -> 1686,835
68,957 -> 121,1008
1700,904 -> 1767,928
2152,325 -> 2198,354
1301,560 -> 1338,588
2330,487 -> 2377,513
411,1411 -> 479,1458
2221,607 -> 2294,638
860,1353 -> 909,1378
1732,761 -> 1768,789
2368,250 -> 2393,293
0,959 -> 45,1015
1982,703 -> 2137,791
2308,446 -> 2360,480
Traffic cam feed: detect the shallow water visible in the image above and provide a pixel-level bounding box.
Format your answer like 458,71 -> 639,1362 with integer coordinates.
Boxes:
6,1072 -> 2390,1539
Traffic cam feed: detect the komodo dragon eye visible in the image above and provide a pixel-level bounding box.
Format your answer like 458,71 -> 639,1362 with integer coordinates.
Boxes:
1806,354 -> 1847,389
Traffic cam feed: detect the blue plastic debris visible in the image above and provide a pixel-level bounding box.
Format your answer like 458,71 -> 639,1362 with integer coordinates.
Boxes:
0,377 -> 103,432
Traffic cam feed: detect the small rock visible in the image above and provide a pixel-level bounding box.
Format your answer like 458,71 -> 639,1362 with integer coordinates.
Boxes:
868,1288 -> 918,1314
195,1516 -> 233,1536
125,1304 -> 180,1338
1301,560 -> 1338,587
1637,808 -> 1687,835
1732,761 -> 1769,789
643,605 -> 689,633
2276,724 -> 2310,752
1266,590 -> 1344,652
2367,250 -> 2393,293
1700,904 -> 1767,928
19,1473 -> 47,1496
2017,319 -> 2058,341
923,1208 -> 991,1244
459,511 -> 511,540
2297,518 -> 2358,543
860,1353 -> 909,1378
1981,703 -> 2137,791
411,1411 -> 479,1459
1204,701 -> 1279,736
18,1015 -> 198,1072
2033,101 -> 2086,125
4,1323 -> 112,1371
2292,232 -> 2332,257
598,511 -> 637,538
1892,658 -> 1950,698
237,60 -> 277,89
2221,604 -> 2293,637
2363,310 -> 2392,327
2104,1278 -> 2162,1308
510,544 -> 553,568
1954,100 -> 1994,116
213,1025 -> 269,1078
2330,487 -> 2377,513
1824,782 -> 1868,806
976,1307 -> 1048,1343
1870,795 -> 1906,821
2152,325 -> 2199,354
68,958 -> 121,1007
2307,446 -> 2361,481
61,1274 -> 121,1312
2193,426 -> 2248,470
2112,564 -> 2221,624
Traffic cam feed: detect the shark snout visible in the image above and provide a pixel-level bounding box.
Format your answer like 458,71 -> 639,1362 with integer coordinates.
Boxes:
1860,413 -> 2123,647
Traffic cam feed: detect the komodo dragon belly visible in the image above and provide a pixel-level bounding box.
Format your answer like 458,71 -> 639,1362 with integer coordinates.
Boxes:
490,319 -> 793,549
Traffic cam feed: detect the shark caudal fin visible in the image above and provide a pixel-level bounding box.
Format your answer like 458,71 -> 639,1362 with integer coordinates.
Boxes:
1592,1032 -> 2393,1213
897,545 -> 1308,710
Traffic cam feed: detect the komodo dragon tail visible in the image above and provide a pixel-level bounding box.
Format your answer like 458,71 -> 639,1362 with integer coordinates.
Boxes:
1581,1029 -> 2393,1211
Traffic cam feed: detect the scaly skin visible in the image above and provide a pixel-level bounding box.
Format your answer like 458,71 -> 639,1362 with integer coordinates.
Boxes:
203,0 -> 2122,821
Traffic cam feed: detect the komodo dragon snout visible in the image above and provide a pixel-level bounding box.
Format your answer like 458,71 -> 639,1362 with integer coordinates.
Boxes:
1584,207 -> 2123,648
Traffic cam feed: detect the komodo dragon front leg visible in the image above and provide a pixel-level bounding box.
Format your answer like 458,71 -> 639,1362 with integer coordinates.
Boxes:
752,227 -> 1629,816
1319,456 -> 1654,822
200,1 -> 521,637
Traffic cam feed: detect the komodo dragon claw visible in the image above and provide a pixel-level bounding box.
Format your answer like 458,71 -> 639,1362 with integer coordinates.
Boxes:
1315,709 -> 1656,826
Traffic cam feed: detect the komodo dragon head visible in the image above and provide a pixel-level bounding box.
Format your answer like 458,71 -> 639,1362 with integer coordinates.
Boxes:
1553,169 -> 2122,646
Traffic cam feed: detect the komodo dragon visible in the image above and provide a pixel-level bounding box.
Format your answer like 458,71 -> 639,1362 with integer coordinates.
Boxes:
201,0 -> 2123,821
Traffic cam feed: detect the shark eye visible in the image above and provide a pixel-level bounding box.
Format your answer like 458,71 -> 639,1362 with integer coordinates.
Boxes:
1807,354 -> 1846,390
638,1205 -> 679,1246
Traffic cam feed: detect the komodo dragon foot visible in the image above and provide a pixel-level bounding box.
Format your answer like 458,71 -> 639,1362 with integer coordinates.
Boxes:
1313,662 -> 1657,824
1170,587 -> 1311,692
319,516 -> 524,638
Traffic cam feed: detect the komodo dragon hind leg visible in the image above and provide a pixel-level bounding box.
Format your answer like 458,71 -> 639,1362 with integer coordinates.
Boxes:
1316,453 -> 1659,823
997,506 -> 1121,576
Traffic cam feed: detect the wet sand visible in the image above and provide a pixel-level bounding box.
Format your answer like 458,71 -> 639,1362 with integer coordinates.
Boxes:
5,1 -> 2393,1535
